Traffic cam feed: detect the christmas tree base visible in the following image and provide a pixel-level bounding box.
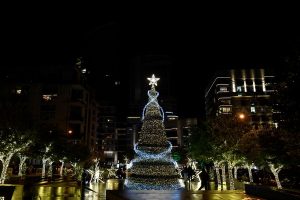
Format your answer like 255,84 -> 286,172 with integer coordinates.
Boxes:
125,178 -> 183,190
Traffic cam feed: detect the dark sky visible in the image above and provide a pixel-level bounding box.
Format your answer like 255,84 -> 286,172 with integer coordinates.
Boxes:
1,8 -> 300,118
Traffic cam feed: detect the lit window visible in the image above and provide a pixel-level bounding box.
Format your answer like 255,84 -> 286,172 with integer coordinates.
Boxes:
81,68 -> 87,74
236,86 -> 242,92
42,94 -> 57,101
220,107 -> 231,113
220,87 -> 227,92
224,107 -> 231,113
43,95 -> 51,101
16,89 -> 22,94
251,106 -> 256,113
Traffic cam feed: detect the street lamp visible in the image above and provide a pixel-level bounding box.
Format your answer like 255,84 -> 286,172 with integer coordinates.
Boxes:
238,113 -> 245,120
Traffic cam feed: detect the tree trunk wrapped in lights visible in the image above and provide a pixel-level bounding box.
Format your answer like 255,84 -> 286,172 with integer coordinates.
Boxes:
0,153 -> 14,184
17,154 -> 27,177
221,164 -> 227,190
125,74 -> 181,190
41,145 -> 51,178
47,160 -> 54,178
268,162 -> 283,189
213,161 -> 222,190
227,162 -> 235,190
244,163 -> 254,183
0,129 -> 32,183
59,160 -> 64,177
233,166 -> 237,179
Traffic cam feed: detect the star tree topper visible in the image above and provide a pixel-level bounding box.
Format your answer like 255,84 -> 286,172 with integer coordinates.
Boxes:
147,74 -> 160,89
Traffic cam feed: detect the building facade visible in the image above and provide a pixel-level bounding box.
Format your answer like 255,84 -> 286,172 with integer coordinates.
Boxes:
164,111 -> 180,149
0,65 -> 98,152
178,118 -> 198,151
205,69 -> 279,128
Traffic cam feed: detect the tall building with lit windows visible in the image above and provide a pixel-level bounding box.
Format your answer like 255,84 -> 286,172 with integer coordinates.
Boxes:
205,69 -> 279,128
0,64 -> 98,152
164,111 -> 180,149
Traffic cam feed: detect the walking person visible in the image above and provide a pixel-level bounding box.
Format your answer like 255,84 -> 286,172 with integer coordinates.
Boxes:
182,166 -> 188,182
81,169 -> 87,199
199,168 -> 209,190
187,165 -> 194,181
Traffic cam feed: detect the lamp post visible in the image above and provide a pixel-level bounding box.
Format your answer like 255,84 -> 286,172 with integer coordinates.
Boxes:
238,113 -> 245,120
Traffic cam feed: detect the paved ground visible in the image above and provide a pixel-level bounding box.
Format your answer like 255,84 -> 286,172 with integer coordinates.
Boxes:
1,178 -> 264,200
107,190 -> 263,200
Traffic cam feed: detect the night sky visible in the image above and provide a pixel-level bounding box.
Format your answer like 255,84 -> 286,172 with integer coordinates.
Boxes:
1,8 -> 300,118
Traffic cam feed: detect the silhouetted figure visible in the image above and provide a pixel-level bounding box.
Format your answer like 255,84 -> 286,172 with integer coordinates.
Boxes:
187,166 -> 194,181
80,169 -> 97,199
122,166 -> 126,179
81,170 -> 87,199
199,168 -> 209,190
22,180 -> 34,199
118,167 -> 126,190
181,166 -> 188,181
116,167 -> 122,179
81,170 -> 88,186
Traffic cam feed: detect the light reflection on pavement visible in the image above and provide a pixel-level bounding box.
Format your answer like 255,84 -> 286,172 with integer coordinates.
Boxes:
8,179 -> 263,200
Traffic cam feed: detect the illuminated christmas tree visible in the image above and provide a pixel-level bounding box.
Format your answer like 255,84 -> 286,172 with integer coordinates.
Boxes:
125,74 -> 181,190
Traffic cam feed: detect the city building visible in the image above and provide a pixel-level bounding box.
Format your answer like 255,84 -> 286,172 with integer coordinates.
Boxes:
0,64 -> 98,152
164,111 -> 180,149
97,104 -> 135,165
97,105 -> 118,164
205,68 -> 279,128
178,118 -> 198,151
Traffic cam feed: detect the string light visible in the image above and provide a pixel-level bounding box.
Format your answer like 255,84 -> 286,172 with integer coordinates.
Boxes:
134,141 -> 172,159
142,89 -> 165,121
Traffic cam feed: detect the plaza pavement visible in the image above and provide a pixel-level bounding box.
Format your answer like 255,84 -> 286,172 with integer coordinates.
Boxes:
1,178 -> 264,200
106,190 -> 263,200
